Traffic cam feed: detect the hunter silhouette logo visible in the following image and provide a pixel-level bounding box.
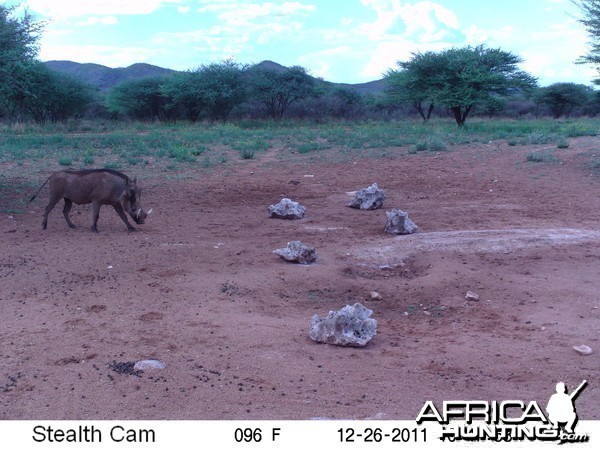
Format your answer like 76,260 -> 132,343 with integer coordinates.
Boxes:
546,380 -> 587,434
416,380 -> 590,443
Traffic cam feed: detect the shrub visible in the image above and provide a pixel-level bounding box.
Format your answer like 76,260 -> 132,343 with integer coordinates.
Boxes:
239,148 -> 255,159
526,151 -> 557,163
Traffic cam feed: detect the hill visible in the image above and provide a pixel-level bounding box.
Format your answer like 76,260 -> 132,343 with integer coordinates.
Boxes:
44,61 -> 177,90
43,60 -> 387,95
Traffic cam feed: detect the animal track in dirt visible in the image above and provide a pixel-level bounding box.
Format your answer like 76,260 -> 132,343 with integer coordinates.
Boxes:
86,304 -> 107,313
349,228 -> 600,267
139,312 -> 164,322
342,256 -> 428,280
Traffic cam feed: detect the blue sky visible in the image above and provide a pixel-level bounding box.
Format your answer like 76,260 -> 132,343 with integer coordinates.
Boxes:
2,0 -> 597,86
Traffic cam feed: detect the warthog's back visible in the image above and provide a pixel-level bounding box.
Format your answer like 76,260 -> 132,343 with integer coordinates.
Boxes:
53,169 -> 130,205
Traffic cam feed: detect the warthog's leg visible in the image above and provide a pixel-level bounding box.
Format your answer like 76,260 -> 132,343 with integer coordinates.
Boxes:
112,203 -> 136,231
62,198 -> 76,229
91,201 -> 101,233
42,194 -> 62,229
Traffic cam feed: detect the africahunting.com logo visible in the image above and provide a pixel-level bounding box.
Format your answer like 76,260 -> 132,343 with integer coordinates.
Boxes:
416,380 -> 589,444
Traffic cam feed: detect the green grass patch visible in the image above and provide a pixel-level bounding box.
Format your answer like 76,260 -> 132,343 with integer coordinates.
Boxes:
1,118 -> 598,170
526,151 -> 558,163
296,141 -> 331,154
58,156 -> 73,166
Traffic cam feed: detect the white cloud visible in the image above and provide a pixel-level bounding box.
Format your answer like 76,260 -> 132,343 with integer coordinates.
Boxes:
355,1 -> 464,78
177,6 -> 191,13
155,1 -> 316,59
23,0 -> 183,18
203,1 -> 316,27
153,25 -> 252,59
77,16 -> 118,27
360,0 -> 459,40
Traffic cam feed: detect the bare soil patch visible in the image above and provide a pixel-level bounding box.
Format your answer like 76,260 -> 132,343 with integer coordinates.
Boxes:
1,139 -> 599,420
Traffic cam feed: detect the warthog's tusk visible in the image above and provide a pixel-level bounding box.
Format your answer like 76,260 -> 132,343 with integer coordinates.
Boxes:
147,208 -> 153,214
136,208 -> 141,218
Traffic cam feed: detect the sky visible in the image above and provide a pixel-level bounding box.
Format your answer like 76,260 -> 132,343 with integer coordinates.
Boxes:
1,0 -> 597,86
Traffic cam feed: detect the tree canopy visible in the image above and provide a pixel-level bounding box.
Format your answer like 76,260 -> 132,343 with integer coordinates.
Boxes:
246,65 -> 316,120
107,77 -> 169,121
190,60 -> 247,122
574,0 -> 600,83
0,5 -> 44,120
534,82 -> 592,118
384,52 -> 439,122
1,6 -> 95,122
385,45 -> 537,125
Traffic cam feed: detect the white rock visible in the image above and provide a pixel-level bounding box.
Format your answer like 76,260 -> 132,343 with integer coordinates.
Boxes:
465,291 -> 480,301
134,359 -> 167,370
573,345 -> 592,355
267,198 -> 305,219
370,291 -> 383,301
273,241 -> 317,264
346,183 -> 385,210
310,303 -> 377,347
384,209 -> 418,235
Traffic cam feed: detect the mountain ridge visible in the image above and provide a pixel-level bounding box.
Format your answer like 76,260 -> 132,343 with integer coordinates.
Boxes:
43,59 -> 387,95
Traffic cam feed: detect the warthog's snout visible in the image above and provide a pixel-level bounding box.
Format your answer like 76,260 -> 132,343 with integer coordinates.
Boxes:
134,208 -> 152,224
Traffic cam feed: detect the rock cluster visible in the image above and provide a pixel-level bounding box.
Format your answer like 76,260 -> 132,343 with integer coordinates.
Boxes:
383,209 -> 418,235
310,303 -> 377,347
273,241 -> 317,264
267,198 -> 306,219
346,183 -> 385,210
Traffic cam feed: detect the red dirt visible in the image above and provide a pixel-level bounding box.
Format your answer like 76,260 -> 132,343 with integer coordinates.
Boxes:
1,138 -> 599,420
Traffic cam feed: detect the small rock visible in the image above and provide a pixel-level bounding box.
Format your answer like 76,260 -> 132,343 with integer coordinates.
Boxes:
423,310 -> 431,316
134,359 -> 167,370
370,291 -> 383,301
273,241 -> 317,264
384,209 -> 418,235
573,345 -> 592,355
267,198 -> 305,219
465,291 -> 480,301
346,183 -> 385,210
310,303 -> 377,347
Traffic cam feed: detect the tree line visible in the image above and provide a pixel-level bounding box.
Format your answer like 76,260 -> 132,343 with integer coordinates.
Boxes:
1,4 -> 600,126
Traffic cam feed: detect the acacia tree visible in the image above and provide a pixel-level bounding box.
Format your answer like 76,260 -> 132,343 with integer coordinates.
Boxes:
191,60 -> 247,122
573,0 -> 600,83
384,52 -> 438,122
107,77 -> 170,121
386,45 -> 537,126
0,5 -> 45,120
247,65 -> 315,120
534,83 -> 592,118
160,72 -> 206,122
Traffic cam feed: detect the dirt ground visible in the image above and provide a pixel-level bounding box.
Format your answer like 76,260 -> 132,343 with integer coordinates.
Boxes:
1,137 -> 599,420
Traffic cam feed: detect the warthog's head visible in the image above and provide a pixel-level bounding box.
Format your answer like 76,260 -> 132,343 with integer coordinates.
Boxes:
123,177 -> 152,225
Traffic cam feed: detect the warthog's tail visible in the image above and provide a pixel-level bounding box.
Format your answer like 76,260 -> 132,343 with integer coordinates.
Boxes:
29,175 -> 52,203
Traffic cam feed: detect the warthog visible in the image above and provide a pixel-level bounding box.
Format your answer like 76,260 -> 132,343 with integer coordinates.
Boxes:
29,169 -> 152,232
